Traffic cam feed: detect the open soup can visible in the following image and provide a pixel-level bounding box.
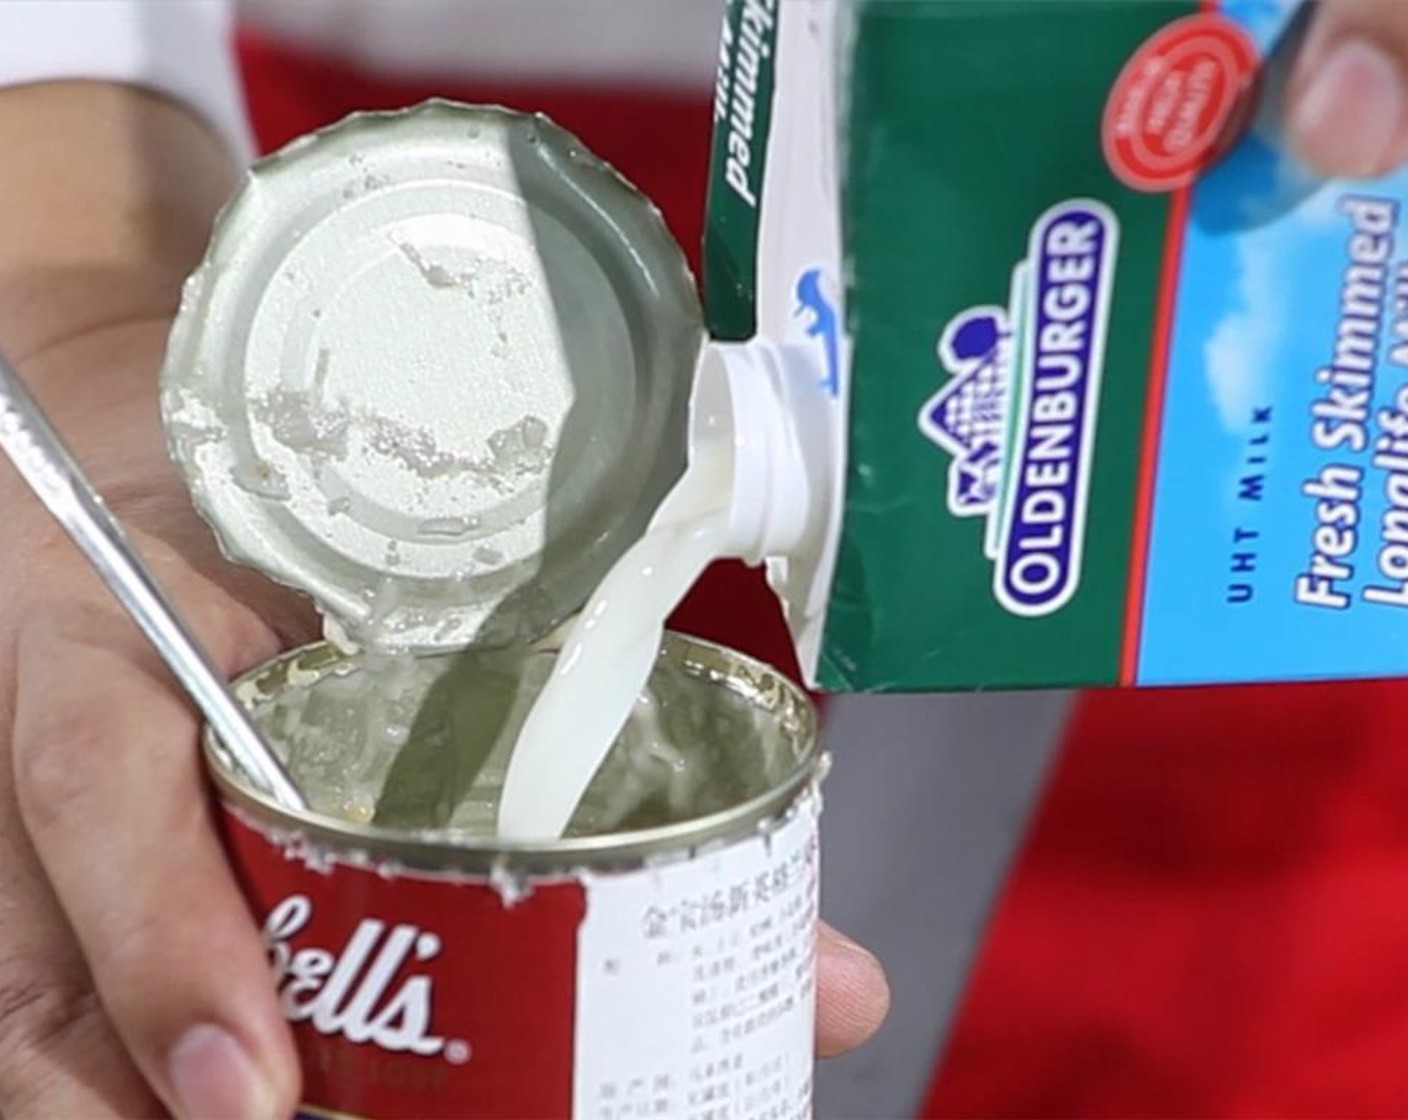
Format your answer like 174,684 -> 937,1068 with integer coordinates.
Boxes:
159,99 -> 826,1119
210,634 -> 824,1119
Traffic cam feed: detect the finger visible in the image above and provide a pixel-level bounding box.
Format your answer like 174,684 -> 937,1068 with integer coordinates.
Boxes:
0,821 -> 160,1116
1286,0 -> 1408,177
815,920 -> 890,1058
0,586 -> 159,1116
11,599 -> 298,1119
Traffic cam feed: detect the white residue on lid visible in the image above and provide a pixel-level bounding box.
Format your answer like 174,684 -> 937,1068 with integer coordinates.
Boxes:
398,243 -> 458,290
230,459 -> 292,501
507,414 -> 548,450
395,242 -> 532,305
359,411 -> 553,490
167,419 -> 223,464
312,347 -> 333,395
249,379 -> 552,491
251,379 -> 351,461
164,386 -> 229,463
335,577 -> 447,651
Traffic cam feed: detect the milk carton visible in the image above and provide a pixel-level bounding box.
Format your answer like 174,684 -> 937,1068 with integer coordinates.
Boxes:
704,0 -> 1408,690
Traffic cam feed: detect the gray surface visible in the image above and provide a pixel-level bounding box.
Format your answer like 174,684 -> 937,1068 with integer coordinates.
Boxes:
811,690 -> 1071,1120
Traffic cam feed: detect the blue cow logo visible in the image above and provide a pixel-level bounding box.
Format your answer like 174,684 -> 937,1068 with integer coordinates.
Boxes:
794,267 -> 841,397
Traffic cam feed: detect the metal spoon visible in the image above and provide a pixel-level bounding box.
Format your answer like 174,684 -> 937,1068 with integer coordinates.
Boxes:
0,346 -> 306,811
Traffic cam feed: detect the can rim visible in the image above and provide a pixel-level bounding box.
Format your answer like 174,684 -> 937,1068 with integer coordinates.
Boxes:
205,632 -> 824,871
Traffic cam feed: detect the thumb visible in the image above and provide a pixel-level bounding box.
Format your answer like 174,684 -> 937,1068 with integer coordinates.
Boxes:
1286,0 -> 1408,178
815,921 -> 890,1058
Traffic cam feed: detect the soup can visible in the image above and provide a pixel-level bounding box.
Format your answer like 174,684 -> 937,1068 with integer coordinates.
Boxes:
160,98 -> 826,1119
210,634 -> 824,1119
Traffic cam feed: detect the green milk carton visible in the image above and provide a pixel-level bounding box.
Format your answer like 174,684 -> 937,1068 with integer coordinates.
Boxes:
702,0 -> 1408,691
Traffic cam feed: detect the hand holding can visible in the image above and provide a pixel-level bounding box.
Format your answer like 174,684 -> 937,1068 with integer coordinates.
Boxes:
0,85 -> 887,1120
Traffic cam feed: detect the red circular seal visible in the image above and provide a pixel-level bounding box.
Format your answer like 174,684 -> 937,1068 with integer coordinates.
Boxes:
1102,13 -> 1260,192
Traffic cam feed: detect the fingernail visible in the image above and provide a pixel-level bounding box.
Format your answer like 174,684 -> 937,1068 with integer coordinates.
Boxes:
168,1024 -> 275,1120
1290,37 -> 1403,177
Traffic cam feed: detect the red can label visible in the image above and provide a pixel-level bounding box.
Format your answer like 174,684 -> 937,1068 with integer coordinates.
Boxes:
221,795 -> 819,1119
1102,12 -> 1259,192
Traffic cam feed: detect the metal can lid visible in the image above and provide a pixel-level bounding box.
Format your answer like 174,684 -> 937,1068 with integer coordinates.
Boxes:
161,101 -> 700,653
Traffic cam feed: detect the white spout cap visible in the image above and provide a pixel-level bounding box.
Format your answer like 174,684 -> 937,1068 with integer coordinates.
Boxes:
691,339 -> 826,564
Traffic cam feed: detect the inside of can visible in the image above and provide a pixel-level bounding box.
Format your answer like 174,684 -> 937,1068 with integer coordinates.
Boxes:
209,633 -> 821,867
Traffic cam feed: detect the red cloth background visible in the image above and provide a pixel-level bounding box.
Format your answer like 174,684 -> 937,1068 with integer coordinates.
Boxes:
237,32 -> 1408,1118
924,678 -> 1408,1119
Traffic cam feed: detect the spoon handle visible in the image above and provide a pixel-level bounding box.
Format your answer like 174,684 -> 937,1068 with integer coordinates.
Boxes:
0,348 -> 306,811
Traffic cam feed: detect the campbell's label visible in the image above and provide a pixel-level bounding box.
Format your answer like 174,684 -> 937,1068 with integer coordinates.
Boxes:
223,809 -> 585,1118
921,199 -> 1119,619
218,792 -> 820,1120
264,896 -> 460,1061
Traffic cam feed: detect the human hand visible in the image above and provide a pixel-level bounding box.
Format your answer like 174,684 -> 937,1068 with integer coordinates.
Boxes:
0,83 -> 888,1120
1288,0 -> 1408,177
0,335 -> 888,1119
0,316 -> 320,1117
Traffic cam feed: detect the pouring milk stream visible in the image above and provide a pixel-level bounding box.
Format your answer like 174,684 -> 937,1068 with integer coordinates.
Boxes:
498,342 -> 822,839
